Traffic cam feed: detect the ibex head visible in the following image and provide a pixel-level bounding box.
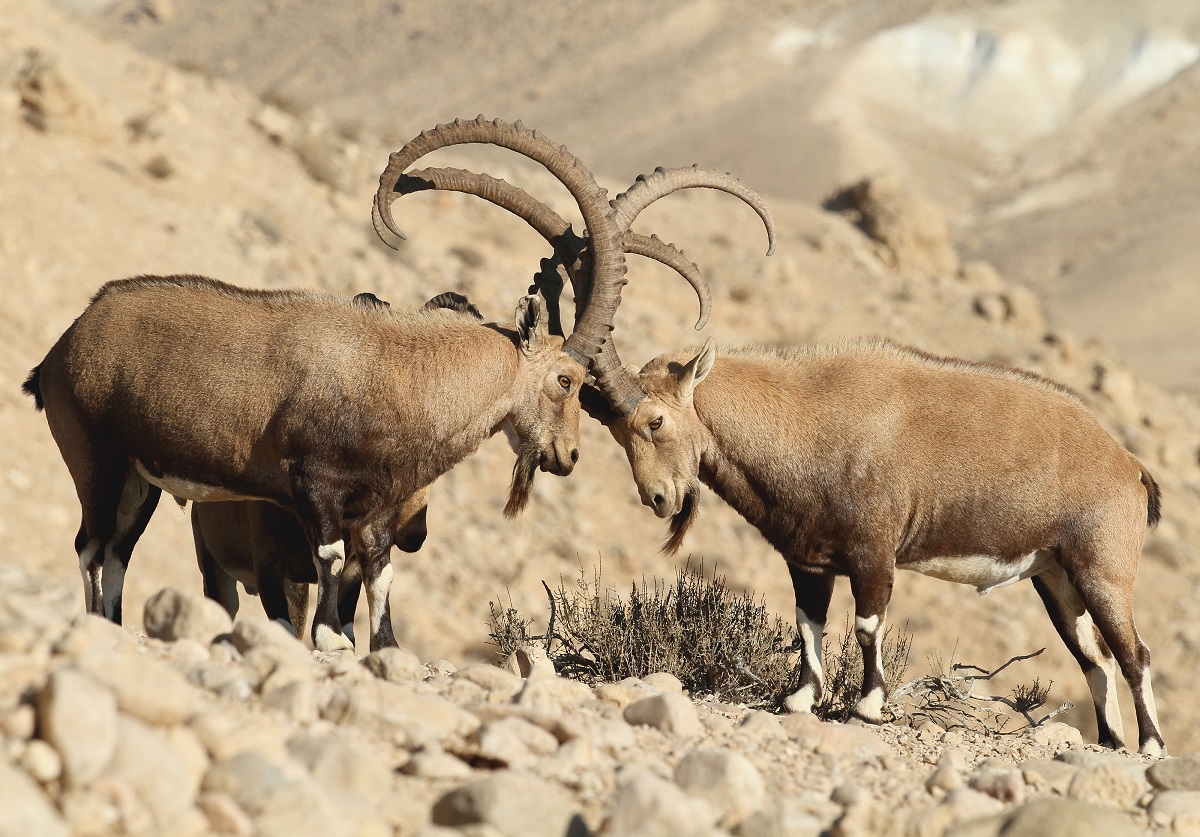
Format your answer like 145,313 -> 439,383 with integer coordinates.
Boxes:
606,340 -> 717,553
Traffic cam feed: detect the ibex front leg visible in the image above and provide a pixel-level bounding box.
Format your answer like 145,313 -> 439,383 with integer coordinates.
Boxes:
783,564 -> 835,715
847,548 -> 895,724
294,482 -> 354,653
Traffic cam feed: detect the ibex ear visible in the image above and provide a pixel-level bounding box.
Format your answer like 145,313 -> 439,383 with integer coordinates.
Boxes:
676,338 -> 717,400
515,294 -> 552,353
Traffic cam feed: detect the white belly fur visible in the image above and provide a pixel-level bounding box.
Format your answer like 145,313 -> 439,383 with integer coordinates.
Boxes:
900,550 -> 1056,594
134,460 -> 259,503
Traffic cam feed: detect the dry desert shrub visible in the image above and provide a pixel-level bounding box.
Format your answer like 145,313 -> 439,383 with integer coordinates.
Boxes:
489,564 -> 913,716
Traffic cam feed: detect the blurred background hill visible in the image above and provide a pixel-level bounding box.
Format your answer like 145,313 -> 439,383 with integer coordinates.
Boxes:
3,0 -> 1198,750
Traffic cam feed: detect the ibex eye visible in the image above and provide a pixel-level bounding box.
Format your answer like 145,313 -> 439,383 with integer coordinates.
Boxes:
558,375 -> 572,391
649,417 -> 663,431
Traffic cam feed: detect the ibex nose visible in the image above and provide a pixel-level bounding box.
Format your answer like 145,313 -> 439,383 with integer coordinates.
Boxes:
642,483 -> 674,518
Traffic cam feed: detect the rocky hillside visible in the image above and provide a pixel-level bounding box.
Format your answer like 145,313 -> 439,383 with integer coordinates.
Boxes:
2,1 -> 1200,833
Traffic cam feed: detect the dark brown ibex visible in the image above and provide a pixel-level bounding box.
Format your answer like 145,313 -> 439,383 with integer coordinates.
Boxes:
23,117 -> 652,653
189,292 -> 480,647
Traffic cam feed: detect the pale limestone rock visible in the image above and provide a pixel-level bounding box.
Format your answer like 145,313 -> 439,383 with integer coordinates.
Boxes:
37,666 -> 118,787
1147,789 -> 1200,830
144,587 -> 233,644
623,693 -> 703,739
1067,764 -> 1144,810
264,679 -> 320,723
0,758 -> 70,837
1023,721 -> 1083,751
946,797 -> 1141,836
604,771 -> 723,837
594,681 -> 657,709
201,750 -> 287,816
197,791 -> 255,837
475,716 -> 560,768
363,647 -> 423,684
454,663 -> 524,700
106,716 -> 201,830
641,672 -> 683,694
1148,754 -> 1200,791
53,613 -> 136,658
334,679 -> 480,747
76,648 -> 201,725
674,748 -> 766,829
431,770 -> 587,837
402,747 -> 473,780
968,765 -> 1025,804
21,738 -> 62,784
287,731 -> 392,806
738,710 -> 787,740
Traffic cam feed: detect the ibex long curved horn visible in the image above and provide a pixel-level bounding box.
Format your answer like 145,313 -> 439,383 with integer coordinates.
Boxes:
612,165 -> 777,257
376,167 -> 711,329
373,116 -> 643,410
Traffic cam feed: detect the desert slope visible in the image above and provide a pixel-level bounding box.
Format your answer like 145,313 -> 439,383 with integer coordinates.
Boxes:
3,0 -> 1199,762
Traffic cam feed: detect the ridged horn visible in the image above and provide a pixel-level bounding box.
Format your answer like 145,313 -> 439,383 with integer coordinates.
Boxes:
613,165 -> 777,256
373,116 -> 643,412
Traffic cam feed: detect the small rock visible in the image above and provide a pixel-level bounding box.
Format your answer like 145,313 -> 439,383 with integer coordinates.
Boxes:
739,710 -> 787,740
202,750 -> 287,815
642,672 -> 683,694
516,672 -> 595,713
814,723 -> 892,758
594,682 -> 657,709
1067,764 -> 1144,810
144,587 -> 233,644
968,766 -> 1025,804
363,647 -> 424,683
475,717 -> 560,768
1148,754 -> 1200,791
37,666 -> 118,787
230,617 -> 312,663
402,748 -> 473,780
948,797 -> 1141,836
76,649 -> 201,725
263,680 -> 320,723
197,791 -> 254,837
107,716 -> 201,830
455,664 -> 524,700
21,738 -> 63,784
604,771 -> 722,837
501,646 -> 548,678
425,659 -> 458,678
927,751 -> 969,795
53,613 -> 137,657
674,748 -> 765,829
1024,722 -> 1083,751
1018,758 -> 1079,795
0,757 -> 70,837
334,679 -> 480,747
1147,789 -> 1200,829
287,732 -> 391,806
431,770 -> 588,837
624,693 -> 703,739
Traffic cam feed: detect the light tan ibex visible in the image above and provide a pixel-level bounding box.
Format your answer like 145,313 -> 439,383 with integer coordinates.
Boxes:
588,336 -> 1166,756
23,117 -> 654,653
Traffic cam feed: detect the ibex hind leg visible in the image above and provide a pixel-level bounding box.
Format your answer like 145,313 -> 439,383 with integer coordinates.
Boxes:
63,444 -> 127,620
1031,564 -> 1126,749
1063,553 -> 1166,757
101,467 -> 161,623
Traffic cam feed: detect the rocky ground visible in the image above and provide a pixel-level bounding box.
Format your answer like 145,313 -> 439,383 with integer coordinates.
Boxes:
5,563 -> 1199,837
